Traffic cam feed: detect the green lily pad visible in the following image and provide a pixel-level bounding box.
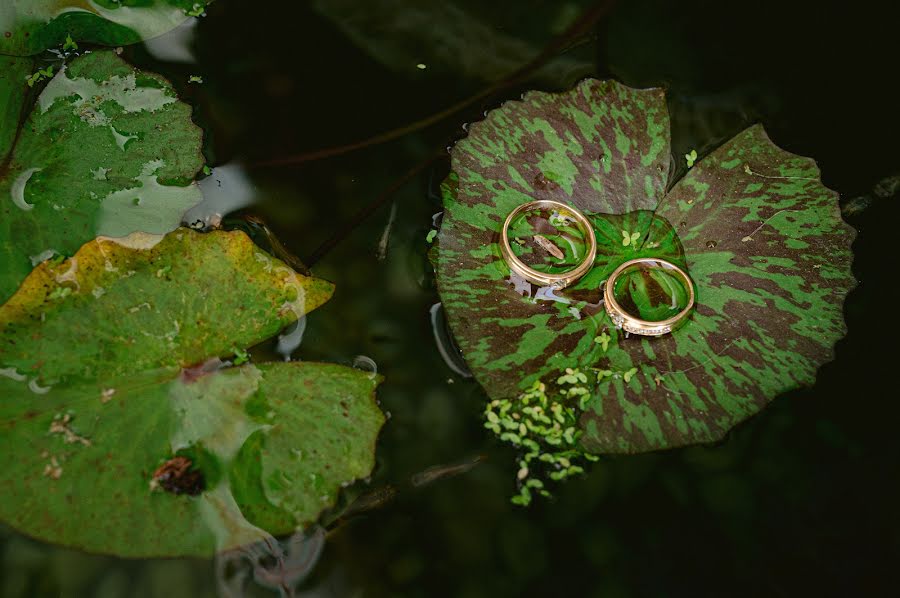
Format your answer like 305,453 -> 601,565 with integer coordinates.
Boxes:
0,228 -> 385,557
435,80 -> 854,495
0,1 -> 211,57
0,50 -> 204,303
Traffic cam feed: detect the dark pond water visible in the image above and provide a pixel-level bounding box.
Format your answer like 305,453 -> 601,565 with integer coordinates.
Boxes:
3,0 -> 899,596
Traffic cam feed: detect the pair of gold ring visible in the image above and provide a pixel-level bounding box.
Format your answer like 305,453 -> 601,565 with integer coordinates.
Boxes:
500,199 -> 695,337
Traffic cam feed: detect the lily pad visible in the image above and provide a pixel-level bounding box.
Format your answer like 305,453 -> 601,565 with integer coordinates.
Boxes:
0,1 -> 211,57
435,80 -> 854,492
0,228 -> 385,557
0,50 -> 204,303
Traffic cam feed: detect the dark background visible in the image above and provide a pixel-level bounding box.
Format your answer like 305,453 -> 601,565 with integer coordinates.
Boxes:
3,1 -> 899,596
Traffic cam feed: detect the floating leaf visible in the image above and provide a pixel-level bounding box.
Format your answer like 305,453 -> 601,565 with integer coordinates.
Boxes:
435,80 -> 854,478
0,229 -> 385,557
0,1 -> 212,56
685,148 -> 697,167
0,50 -> 204,303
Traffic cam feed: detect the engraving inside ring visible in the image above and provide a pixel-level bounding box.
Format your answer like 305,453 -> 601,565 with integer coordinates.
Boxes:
505,205 -> 592,274
611,260 -> 692,322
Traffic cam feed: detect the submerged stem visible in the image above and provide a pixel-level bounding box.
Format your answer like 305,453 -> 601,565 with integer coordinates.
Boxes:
305,153 -> 442,266
251,0 -> 614,167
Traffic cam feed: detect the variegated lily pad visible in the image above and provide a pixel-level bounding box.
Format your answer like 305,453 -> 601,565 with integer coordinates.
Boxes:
435,79 -> 854,498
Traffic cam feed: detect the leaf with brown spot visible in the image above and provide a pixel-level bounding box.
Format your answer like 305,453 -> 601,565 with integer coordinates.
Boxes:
0,229 -> 385,557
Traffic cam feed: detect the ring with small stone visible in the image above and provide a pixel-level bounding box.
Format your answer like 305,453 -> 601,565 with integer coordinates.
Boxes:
604,258 -> 695,336
499,199 -> 597,289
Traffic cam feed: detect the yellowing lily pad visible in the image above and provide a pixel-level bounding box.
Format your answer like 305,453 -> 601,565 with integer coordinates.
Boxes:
0,50 -> 204,303
0,229 -> 385,557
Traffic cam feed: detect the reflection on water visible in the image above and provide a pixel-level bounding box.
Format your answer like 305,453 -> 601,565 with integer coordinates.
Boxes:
216,527 -> 325,598
188,164 -> 259,230
429,302 -> 473,378
143,18 -> 199,64
276,317 -> 307,360
351,355 -> 378,376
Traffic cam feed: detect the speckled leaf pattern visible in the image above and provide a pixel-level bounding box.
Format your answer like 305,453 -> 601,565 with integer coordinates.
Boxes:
0,229 -> 385,557
0,1 -> 211,56
435,79 -> 855,454
0,50 -> 204,303
437,79 -> 669,403
579,124 -> 855,452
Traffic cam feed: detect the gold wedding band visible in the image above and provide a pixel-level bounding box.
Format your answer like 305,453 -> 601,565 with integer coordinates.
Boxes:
500,200 -> 597,289
604,258 -> 695,336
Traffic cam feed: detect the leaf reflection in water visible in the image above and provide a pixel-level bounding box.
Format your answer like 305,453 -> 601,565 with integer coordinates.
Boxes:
216,526 -> 326,598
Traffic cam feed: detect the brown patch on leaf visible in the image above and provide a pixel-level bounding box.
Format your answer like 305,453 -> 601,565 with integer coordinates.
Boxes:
49,413 -> 91,446
533,173 -> 560,191
179,358 -> 222,383
43,455 -> 63,479
151,456 -> 204,496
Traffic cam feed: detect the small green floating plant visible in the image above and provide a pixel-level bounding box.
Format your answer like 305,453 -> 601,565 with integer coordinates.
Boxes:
25,65 -> 54,87
485,370 -> 598,506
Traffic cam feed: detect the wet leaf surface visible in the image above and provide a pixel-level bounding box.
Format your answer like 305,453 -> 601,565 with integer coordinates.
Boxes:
435,79 -> 855,459
0,50 -> 204,303
0,1 -> 211,56
0,229 -> 385,557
